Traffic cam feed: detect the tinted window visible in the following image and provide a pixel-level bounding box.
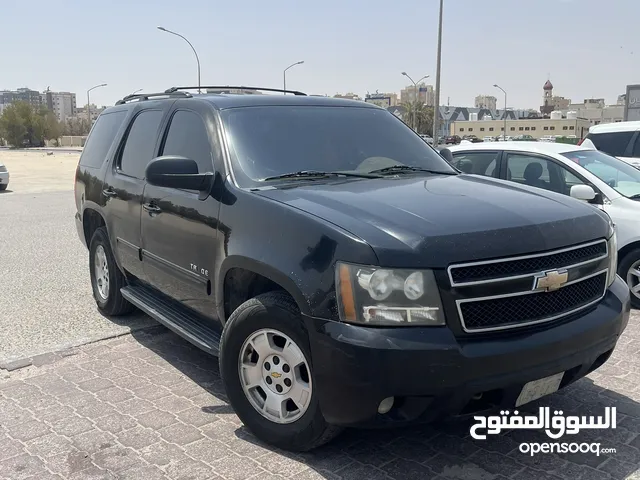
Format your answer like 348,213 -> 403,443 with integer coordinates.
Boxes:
451,152 -> 499,177
119,110 -> 164,179
161,111 -> 213,173
633,135 -> 640,157
562,150 -> 640,198
80,111 -> 127,168
586,131 -> 634,157
221,106 -> 455,187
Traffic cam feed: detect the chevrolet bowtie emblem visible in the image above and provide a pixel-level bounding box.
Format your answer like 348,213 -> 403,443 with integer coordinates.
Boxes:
534,269 -> 569,292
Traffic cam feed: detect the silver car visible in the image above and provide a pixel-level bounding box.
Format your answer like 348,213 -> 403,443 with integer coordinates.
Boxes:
0,160 -> 9,191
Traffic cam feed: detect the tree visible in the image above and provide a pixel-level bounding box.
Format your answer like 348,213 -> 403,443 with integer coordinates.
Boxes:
0,104 -> 27,147
0,101 -> 62,147
401,101 -> 434,136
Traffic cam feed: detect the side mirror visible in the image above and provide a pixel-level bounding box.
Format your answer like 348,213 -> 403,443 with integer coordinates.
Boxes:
146,156 -> 214,197
440,148 -> 454,163
570,184 -> 596,202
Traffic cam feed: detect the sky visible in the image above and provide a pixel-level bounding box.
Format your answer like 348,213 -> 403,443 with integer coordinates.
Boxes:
1,0 -> 638,110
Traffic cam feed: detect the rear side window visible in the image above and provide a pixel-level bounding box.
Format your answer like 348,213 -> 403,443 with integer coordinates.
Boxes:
118,110 -> 164,179
161,111 -> 213,173
451,152 -> 499,177
587,131 -> 634,157
79,111 -> 127,168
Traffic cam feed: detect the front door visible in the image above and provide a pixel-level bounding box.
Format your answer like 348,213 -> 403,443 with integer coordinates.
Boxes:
141,105 -> 222,318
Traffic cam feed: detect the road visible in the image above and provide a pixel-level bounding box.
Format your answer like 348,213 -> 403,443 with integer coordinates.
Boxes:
0,151 -> 639,479
0,151 -> 153,364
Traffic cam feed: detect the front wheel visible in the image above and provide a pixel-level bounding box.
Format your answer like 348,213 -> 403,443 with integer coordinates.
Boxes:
219,292 -> 341,451
618,248 -> 640,309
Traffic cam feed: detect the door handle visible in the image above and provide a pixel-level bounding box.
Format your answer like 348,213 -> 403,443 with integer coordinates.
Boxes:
102,188 -> 117,198
143,203 -> 162,214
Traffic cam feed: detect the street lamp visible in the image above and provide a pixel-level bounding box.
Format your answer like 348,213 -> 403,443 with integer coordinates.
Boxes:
401,72 -> 430,131
87,83 -> 107,128
157,26 -> 201,93
283,61 -> 304,94
494,84 -> 507,140
433,0 -> 444,143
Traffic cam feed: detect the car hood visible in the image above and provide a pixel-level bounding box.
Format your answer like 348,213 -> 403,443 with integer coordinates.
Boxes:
256,174 -> 610,268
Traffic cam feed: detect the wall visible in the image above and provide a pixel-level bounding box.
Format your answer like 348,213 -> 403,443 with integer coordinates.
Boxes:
450,118 -> 591,139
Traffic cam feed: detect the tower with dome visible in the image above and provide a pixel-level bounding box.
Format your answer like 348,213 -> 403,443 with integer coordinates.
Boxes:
540,79 -> 554,115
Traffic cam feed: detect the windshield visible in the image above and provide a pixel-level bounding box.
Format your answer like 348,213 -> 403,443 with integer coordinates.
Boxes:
221,106 -> 456,187
562,149 -> 640,198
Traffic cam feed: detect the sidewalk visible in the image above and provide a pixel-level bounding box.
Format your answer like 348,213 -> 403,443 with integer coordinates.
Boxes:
1,317 -> 639,480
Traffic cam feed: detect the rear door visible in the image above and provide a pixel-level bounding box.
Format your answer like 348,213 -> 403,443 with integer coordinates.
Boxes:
102,106 -> 166,280
449,150 -> 502,177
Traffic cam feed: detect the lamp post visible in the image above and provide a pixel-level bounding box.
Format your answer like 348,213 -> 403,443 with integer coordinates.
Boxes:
157,26 -> 201,93
283,61 -> 304,94
87,83 -> 107,128
433,0 -> 444,143
401,72 -> 430,131
494,84 -> 507,140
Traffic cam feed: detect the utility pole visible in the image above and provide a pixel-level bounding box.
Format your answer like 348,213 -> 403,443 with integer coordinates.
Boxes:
432,0 -> 444,143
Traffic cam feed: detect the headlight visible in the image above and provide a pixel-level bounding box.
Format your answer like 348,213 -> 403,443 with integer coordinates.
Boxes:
336,262 -> 445,326
606,226 -> 617,287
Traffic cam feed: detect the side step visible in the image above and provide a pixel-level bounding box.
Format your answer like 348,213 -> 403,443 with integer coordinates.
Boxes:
121,285 -> 221,356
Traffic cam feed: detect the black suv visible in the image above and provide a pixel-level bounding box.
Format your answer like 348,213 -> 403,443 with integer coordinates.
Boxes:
75,86 -> 630,451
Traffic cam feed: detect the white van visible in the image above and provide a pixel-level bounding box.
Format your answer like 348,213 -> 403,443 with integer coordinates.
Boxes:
581,121 -> 640,168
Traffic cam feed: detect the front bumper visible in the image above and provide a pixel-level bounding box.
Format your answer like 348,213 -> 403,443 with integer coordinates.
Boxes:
305,276 -> 630,427
0,171 -> 9,187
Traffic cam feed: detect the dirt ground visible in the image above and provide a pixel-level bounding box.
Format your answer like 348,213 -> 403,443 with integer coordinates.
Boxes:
0,150 -> 81,194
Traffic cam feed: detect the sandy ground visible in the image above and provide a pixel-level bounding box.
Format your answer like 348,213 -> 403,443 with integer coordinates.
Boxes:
0,149 -> 81,194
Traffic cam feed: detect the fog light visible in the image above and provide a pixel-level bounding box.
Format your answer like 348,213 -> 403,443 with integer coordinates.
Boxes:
377,396 -> 395,414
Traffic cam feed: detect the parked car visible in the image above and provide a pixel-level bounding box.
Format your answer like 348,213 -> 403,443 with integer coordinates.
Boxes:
0,160 -> 9,191
511,134 -> 536,141
445,141 -> 640,307
462,135 -> 483,143
419,134 -> 434,145
581,121 -> 640,168
445,135 -> 461,144
483,136 -> 495,142
74,87 -> 629,451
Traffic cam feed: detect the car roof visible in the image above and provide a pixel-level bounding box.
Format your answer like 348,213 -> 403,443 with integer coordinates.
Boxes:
106,92 -> 380,112
446,141 -> 589,156
589,121 -> 640,134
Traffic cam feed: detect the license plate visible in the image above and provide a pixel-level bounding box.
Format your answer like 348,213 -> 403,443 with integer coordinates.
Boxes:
516,372 -> 564,407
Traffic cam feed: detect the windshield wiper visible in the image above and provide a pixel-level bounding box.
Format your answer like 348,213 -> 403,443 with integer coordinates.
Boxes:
367,165 -> 457,176
262,170 -> 380,181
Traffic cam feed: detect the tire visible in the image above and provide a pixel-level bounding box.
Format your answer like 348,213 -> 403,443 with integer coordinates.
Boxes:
219,291 -> 341,451
618,249 -> 640,309
89,227 -> 133,316
0,184 -> 7,191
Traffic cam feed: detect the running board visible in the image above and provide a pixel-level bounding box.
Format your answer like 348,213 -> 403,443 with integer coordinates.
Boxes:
121,285 -> 221,356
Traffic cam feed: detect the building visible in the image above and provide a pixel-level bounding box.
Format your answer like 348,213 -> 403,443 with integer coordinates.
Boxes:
552,96 -> 571,110
559,98 -> 624,126
400,84 -> 434,106
333,92 -> 362,101
540,80 -> 555,115
617,94 -> 626,106
449,117 -> 591,140
42,90 -> 77,122
474,95 -> 497,110
73,105 -> 106,124
364,92 -> 398,108
205,88 -> 263,95
0,87 -> 44,111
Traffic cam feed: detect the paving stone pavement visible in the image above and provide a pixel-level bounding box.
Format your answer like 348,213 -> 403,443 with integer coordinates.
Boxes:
1,313 -> 639,480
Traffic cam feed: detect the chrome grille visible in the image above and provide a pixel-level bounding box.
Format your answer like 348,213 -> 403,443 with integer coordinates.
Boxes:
449,240 -> 607,286
449,239 -> 610,333
458,272 -> 606,332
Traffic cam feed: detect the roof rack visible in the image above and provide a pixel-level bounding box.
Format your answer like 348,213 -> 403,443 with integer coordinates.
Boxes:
164,86 -> 307,96
115,91 -> 192,105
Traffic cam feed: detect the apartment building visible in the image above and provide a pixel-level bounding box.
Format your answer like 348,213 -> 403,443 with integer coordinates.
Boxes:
400,84 -> 434,106
43,90 -> 77,122
474,95 -> 497,110
0,88 -> 44,110
364,92 -> 398,108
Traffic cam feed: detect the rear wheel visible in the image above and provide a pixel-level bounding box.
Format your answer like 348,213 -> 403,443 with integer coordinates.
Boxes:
618,249 -> 640,309
219,291 -> 341,451
0,184 -> 7,191
89,227 -> 133,316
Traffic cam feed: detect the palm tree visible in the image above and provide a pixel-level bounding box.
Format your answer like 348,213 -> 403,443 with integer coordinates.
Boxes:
401,101 -> 434,136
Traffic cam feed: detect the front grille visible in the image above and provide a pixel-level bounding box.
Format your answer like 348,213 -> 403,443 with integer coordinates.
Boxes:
459,272 -> 606,332
449,241 -> 607,285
